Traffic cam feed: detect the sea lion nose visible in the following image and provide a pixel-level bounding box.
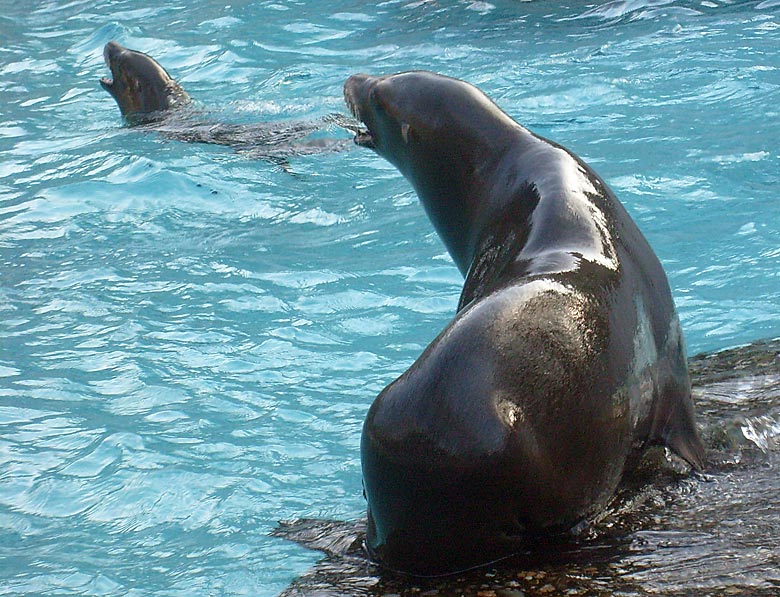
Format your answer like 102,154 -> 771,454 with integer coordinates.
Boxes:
344,74 -> 376,106
103,41 -> 124,64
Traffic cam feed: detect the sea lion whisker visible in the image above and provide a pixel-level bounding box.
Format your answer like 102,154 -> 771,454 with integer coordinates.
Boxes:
400,122 -> 411,144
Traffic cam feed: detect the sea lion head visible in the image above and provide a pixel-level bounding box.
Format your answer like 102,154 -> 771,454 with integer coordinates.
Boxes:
100,41 -> 190,122
344,71 -> 520,181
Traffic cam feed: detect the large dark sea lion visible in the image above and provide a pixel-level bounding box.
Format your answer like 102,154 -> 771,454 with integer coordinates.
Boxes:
343,71 -> 706,576
99,41 -> 355,159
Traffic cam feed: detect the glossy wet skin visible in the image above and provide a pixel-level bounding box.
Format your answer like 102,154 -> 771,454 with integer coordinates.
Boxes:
344,71 -> 704,576
100,41 -> 190,121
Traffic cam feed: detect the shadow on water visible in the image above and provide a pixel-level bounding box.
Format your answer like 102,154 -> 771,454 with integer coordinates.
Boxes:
274,338 -> 780,596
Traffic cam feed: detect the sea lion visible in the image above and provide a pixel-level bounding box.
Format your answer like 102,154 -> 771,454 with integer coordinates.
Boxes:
99,41 -> 357,158
343,71 -> 706,576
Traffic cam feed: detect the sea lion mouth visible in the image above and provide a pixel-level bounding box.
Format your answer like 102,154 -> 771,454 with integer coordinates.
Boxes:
353,130 -> 375,149
343,76 -> 376,150
100,42 -> 120,93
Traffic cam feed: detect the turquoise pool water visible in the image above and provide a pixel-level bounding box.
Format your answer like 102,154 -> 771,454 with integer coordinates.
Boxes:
1,1 -> 779,595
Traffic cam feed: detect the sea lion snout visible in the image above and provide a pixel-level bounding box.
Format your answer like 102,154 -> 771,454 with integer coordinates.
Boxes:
103,41 -> 124,65
100,41 -> 124,92
343,74 -> 378,149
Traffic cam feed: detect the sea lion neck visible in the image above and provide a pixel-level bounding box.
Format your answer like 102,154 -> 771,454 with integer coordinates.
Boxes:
413,130 -> 527,277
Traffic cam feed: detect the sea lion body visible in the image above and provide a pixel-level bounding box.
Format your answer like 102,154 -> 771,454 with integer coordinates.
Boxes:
344,71 -> 705,575
99,41 -> 357,160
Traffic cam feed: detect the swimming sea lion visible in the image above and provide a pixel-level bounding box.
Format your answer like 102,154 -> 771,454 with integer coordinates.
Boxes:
343,71 -> 706,576
99,41 -> 357,158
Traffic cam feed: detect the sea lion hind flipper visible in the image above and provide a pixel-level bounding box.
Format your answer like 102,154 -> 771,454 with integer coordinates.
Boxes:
651,387 -> 707,471
664,423 -> 707,471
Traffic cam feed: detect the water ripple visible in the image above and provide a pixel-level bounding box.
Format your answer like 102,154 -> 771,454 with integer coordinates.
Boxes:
2,1 -> 780,596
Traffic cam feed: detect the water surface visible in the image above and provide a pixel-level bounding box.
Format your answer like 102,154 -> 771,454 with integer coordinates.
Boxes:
1,1 -> 779,595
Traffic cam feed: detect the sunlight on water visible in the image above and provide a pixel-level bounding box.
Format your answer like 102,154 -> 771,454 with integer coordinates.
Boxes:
1,1 -> 780,596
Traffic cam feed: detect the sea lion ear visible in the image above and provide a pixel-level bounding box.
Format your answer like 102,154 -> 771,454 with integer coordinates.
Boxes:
401,122 -> 412,144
